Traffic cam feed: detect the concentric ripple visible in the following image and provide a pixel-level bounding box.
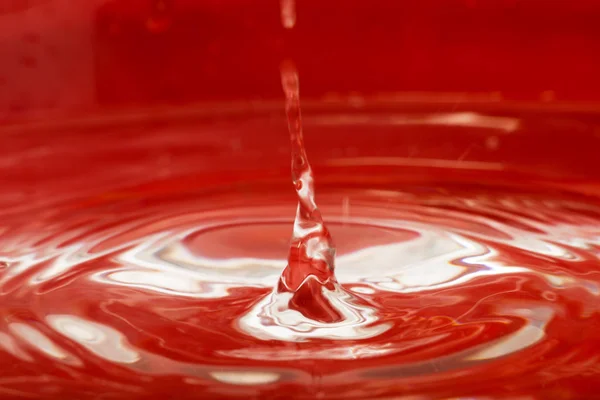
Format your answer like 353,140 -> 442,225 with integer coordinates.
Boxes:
1,177 -> 600,398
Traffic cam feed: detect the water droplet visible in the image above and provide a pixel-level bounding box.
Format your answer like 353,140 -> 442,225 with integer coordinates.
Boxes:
280,0 -> 296,29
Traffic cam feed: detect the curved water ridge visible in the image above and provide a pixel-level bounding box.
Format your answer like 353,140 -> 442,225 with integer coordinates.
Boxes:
77,190 -> 600,299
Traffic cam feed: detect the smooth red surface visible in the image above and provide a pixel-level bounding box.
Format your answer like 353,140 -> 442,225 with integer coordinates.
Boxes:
3,0 -> 600,121
93,0 -> 600,103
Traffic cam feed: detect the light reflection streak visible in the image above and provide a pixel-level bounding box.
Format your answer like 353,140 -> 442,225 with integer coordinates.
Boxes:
9,323 -> 81,366
209,371 -> 281,385
309,112 -> 520,132
467,306 -> 554,361
47,315 -> 141,364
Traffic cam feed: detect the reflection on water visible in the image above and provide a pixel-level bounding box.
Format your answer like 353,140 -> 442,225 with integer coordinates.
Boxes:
48,315 -> 141,364
2,181 -> 600,397
1,108 -> 600,398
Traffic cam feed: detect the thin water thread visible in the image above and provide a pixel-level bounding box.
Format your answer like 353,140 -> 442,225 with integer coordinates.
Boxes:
279,61 -> 337,293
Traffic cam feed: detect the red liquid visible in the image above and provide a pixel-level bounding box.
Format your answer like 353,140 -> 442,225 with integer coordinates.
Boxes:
4,1 -> 600,399
2,105 -> 600,399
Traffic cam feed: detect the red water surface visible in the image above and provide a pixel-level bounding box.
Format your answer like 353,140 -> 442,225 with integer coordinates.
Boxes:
1,109 -> 600,399
2,1 -> 600,399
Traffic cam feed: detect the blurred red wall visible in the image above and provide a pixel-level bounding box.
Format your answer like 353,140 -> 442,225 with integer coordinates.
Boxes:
2,0 -> 600,120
